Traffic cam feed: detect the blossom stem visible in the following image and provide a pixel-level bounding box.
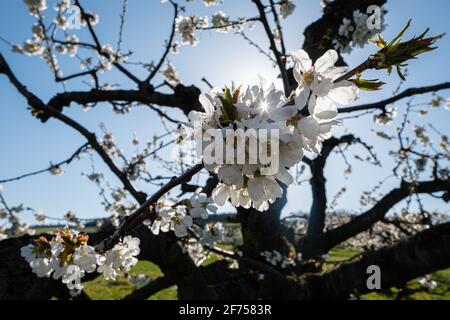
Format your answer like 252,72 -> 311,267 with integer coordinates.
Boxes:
333,58 -> 375,83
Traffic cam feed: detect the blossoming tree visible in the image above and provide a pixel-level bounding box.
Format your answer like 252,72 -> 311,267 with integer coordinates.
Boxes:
0,0 -> 449,299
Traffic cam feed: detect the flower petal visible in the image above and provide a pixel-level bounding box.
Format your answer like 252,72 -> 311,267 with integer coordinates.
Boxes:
270,105 -> 298,122
247,178 -> 265,202
314,49 -> 338,73
328,81 -> 359,105
212,184 -> 230,206
291,50 -> 312,73
294,87 -> 310,110
199,93 -> 214,115
310,96 -> 337,119
298,117 -> 320,140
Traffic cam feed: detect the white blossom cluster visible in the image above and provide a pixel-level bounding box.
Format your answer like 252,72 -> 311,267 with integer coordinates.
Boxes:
260,250 -> 299,269
21,229 -> 140,291
161,0 -> 220,6
161,62 -> 180,85
374,107 -> 397,125
127,274 -> 150,288
147,191 -> 217,238
15,1 -> 116,79
279,0 -> 296,19
23,0 -> 47,16
175,15 -> 208,46
428,95 -> 450,110
211,11 -> 231,33
183,222 -> 227,266
202,0 -> 221,6
199,222 -> 226,246
418,275 -> 438,291
0,186 -> 39,239
183,49 -> 358,212
333,9 -> 386,54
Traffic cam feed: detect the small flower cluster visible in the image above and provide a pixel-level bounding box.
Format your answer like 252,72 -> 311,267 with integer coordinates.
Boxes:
148,191 -> 217,238
428,95 -> 450,110
184,49 -> 358,211
175,15 -> 209,46
418,275 -> 438,291
199,222 -> 226,246
374,107 -> 397,125
23,0 -> 47,17
279,0 -> 296,19
161,0 -> 220,6
211,11 -> 231,33
16,1 -> 117,78
161,62 -> 180,85
184,222 -> 227,266
260,250 -> 299,269
97,236 -> 140,281
127,274 -> 150,288
183,239 -> 207,266
202,0 -> 221,6
0,198 -> 36,238
333,9 -> 386,54
21,228 -> 140,290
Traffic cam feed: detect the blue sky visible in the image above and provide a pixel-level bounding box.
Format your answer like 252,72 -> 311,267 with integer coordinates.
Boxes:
0,0 -> 449,223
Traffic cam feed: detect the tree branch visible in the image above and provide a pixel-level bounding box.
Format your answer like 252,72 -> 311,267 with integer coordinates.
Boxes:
145,1 -> 178,83
321,179 -> 450,253
306,135 -> 363,238
252,0 -> 290,94
0,143 -> 89,184
300,222 -> 450,299
338,82 -> 450,113
42,84 -> 202,122
0,52 -> 146,204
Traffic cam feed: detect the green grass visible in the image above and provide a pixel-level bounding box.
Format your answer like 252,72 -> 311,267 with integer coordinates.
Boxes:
83,261 -> 177,300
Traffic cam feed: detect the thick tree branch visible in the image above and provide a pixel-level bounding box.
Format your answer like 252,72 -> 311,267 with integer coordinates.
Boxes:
321,179 -> 450,252
306,135 -> 364,238
300,222 -> 450,299
43,84 -> 202,122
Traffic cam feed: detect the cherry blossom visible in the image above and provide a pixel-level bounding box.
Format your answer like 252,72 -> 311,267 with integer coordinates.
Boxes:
189,192 -> 217,219
279,1 -> 296,19
334,9 -> 386,54
183,68 -> 358,211
21,228 -> 140,289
